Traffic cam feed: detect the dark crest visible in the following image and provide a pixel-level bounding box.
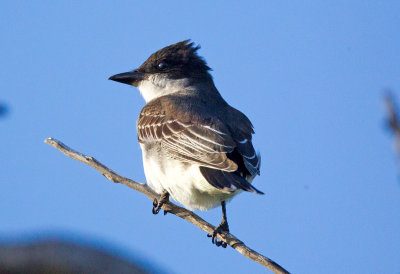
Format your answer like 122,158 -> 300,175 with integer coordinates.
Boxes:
138,40 -> 212,79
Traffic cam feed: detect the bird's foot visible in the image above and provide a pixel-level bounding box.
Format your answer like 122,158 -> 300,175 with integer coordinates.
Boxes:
152,191 -> 169,215
207,221 -> 229,248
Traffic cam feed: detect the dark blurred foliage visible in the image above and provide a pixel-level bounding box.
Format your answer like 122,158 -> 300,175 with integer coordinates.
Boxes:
0,238 -> 156,274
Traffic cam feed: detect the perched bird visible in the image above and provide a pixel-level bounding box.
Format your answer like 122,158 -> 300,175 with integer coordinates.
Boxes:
109,40 -> 263,247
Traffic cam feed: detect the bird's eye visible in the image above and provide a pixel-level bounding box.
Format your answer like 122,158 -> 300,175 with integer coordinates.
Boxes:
158,62 -> 168,70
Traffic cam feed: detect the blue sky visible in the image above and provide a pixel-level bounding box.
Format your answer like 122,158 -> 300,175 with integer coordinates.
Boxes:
1,1 -> 400,273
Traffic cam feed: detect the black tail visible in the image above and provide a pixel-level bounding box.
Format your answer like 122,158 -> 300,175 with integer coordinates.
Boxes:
200,167 -> 264,194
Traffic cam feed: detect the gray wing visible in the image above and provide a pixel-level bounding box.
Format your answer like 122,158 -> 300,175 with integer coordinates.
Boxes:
137,111 -> 238,172
199,135 -> 263,194
137,99 -> 262,194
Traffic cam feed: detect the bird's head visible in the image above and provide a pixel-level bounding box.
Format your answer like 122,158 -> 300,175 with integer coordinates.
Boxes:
109,40 -> 213,102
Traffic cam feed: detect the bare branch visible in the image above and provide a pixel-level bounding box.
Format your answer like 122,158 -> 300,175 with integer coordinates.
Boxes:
44,137 -> 290,274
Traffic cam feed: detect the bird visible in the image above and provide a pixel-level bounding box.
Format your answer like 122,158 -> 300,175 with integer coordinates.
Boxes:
109,40 -> 263,247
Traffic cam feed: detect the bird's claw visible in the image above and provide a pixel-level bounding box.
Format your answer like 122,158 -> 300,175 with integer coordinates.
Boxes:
207,223 -> 229,248
207,233 -> 227,248
152,198 -> 162,214
152,191 -> 169,215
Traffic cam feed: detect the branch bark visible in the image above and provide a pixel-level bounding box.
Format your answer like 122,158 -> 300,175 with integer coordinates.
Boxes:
44,137 -> 290,274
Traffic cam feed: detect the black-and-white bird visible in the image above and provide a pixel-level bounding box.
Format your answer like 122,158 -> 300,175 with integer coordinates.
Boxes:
109,40 -> 263,247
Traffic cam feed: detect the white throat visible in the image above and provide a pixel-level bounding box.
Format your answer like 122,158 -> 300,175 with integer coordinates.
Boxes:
137,74 -> 190,102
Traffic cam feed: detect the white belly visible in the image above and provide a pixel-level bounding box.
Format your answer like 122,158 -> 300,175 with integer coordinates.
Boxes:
140,144 -> 237,211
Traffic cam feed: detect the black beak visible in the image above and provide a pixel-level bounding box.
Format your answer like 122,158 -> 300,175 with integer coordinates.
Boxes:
108,70 -> 146,86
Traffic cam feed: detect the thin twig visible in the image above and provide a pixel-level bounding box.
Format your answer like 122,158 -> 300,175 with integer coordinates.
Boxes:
44,137 -> 290,274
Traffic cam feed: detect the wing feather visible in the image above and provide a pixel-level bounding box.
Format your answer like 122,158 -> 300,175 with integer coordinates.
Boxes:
137,98 -> 261,193
138,112 -> 237,171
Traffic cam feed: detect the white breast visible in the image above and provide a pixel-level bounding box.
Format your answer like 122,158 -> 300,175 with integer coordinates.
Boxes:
140,144 -> 237,211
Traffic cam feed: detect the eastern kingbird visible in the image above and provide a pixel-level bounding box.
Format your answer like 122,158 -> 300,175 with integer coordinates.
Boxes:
109,40 -> 263,247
